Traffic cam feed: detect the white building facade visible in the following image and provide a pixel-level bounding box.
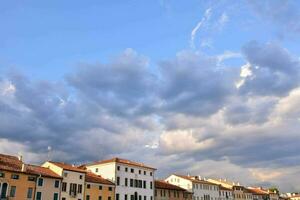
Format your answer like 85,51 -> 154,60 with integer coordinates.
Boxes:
165,175 -> 220,200
42,161 -> 86,200
85,157 -> 156,200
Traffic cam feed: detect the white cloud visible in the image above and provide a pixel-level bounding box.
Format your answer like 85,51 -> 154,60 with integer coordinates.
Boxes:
190,8 -> 212,49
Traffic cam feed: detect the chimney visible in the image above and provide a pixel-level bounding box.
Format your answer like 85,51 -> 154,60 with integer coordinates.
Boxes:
18,155 -> 23,161
21,164 -> 26,172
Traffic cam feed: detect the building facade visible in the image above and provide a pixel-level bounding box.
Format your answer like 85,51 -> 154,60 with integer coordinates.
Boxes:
0,153 -> 37,200
43,161 -> 86,200
85,157 -> 156,200
84,172 -> 115,200
155,180 -> 193,200
27,164 -> 62,200
219,185 -> 233,200
165,175 -> 220,200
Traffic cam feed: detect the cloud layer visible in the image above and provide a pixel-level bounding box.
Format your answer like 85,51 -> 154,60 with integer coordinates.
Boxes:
1,40 -> 300,191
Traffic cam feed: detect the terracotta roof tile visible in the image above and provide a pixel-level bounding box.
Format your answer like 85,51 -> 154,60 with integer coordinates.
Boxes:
85,172 -> 115,185
0,153 -> 24,172
86,157 -> 156,170
49,161 -> 86,173
247,187 -> 268,195
155,180 -> 189,192
26,165 -> 62,179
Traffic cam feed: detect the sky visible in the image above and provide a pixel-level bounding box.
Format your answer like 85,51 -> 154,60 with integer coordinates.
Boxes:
1,0 -> 300,192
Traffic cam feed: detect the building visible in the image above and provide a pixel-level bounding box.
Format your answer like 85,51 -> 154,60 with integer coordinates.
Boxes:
165,174 -> 220,200
247,187 -> 269,200
84,172 -> 115,200
0,153 -> 36,200
268,191 -> 279,200
155,180 -> 193,200
84,157 -> 156,200
207,179 -> 253,200
43,161 -> 86,200
219,185 -> 233,200
288,195 -> 300,200
27,164 -> 62,200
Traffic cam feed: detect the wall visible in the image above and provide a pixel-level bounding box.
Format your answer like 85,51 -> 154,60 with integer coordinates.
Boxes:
85,182 -> 115,200
0,170 -> 36,200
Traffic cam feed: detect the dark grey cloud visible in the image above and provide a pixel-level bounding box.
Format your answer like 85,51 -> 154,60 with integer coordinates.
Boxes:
239,41 -> 300,96
159,51 -> 236,116
66,49 -> 157,117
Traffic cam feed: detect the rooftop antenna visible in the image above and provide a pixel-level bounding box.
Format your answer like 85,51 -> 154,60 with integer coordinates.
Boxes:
47,146 -> 52,161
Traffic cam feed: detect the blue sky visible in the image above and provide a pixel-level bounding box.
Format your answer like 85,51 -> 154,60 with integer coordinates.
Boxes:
1,0 -> 300,192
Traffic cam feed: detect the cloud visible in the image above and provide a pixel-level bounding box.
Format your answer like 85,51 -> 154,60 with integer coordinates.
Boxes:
238,41 -> 300,96
248,0 -> 300,35
159,50 -> 236,116
1,41 -> 300,191
190,8 -> 212,49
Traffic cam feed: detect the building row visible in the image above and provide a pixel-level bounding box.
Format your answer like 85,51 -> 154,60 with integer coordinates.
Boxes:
0,153 -> 281,200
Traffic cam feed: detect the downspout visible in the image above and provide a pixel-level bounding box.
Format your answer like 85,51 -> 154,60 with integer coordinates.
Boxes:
33,174 -> 42,200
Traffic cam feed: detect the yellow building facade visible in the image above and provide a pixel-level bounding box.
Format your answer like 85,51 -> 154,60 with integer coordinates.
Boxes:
84,172 -> 115,200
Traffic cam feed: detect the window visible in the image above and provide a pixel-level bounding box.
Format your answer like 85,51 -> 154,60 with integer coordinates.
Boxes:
108,197 -> 112,200
78,184 -> 83,193
144,171 -> 146,175
130,179 -> 133,187
53,193 -> 59,200
150,181 -> 153,189
139,170 -> 141,174
86,195 -> 90,200
109,187 -> 113,191
99,185 -> 103,190
117,166 -> 120,171
143,181 -> 146,189
144,196 -> 147,200
125,167 -> 128,172
125,178 -> 128,186
150,172 -> 153,176
99,196 -> 102,200
27,188 -> 33,198
79,175 -> 83,179
11,174 -> 19,179
63,172 -> 68,177
117,177 -> 120,185
62,182 -> 67,192
87,184 -> 91,189
117,194 -> 120,200
54,180 -> 60,188
151,196 -> 153,200
28,176 -> 35,181
131,168 -> 134,173
10,186 -> 16,197
139,195 -> 142,200
38,178 -> 44,186
96,168 -> 99,172
131,195 -> 134,200
36,192 -> 42,200
0,172 -> 4,177
135,179 -> 138,187
62,198 -> 66,200
125,194 -> 128,200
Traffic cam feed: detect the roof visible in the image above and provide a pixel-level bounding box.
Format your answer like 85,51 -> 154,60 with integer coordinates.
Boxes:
155,180 -> 189,192
26,165 -> 62,179
85,172 -> 115,185
0,153 -> 23,172
247,187 -> 269,195
48,161 -> 86,173
85,157 -> 156,170
173,174 -> 219,186
220,185 -> 233,191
